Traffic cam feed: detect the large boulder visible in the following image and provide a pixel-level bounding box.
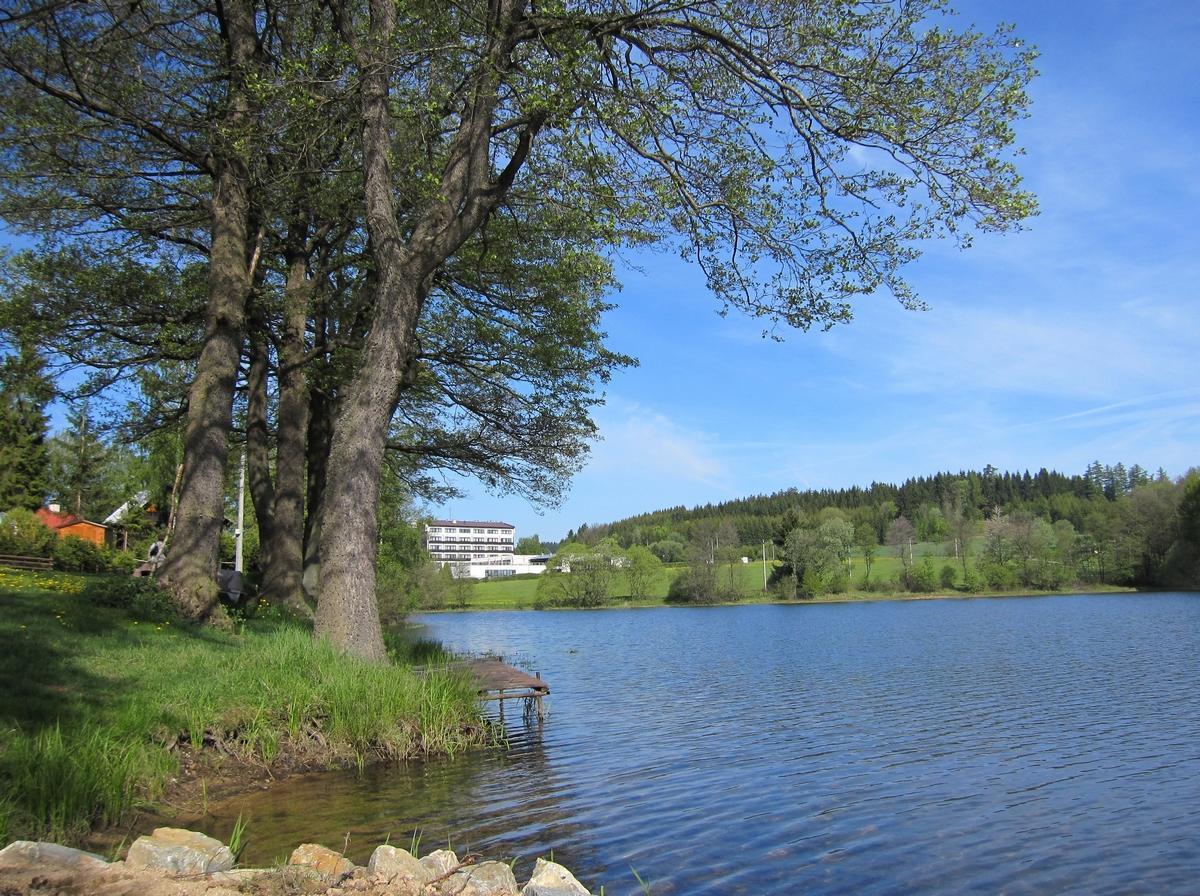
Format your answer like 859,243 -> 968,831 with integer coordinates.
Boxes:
521,858 -> 591,896
439,860 -> 520,896
0,840 -> 110,872
126,827 -> 234,876
420,848 -> 460,877
369,844 -> 433,885
289,842 -> 355,880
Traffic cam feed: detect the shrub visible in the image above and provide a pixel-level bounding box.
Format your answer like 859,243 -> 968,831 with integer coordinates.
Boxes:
963,567 -> 985,593
0,509 -> 55,557
82,577 -> 176,621
666,566 -> 722,603
940,563 -> 958,589
103,550 -> 139,575
52,536 -> 108,573
904,557 -> 938,593
981,560 -> 1017,590
798,567 -> 824,599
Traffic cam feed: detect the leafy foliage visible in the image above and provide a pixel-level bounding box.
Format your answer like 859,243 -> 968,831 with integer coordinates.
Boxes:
0,508 -> 55,556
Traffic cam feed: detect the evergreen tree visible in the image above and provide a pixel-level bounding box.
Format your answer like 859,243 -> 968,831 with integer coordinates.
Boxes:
46,400 -> 113,518
0,340 -> 53,510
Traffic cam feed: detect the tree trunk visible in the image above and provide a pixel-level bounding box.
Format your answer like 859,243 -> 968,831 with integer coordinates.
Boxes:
244,316 -> 276,583
157,159 -> 251,622
313,0 -> 529,657
156,0 -> 257,624
259,250 -> 313,617
314,274 -> 421,660
302,375 -> 330,603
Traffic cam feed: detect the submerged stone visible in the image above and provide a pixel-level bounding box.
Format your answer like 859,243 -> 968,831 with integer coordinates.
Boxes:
126,827 -> 234,876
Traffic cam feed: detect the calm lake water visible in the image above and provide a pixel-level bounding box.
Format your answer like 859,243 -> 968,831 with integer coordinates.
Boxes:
219,593 -> 1200,894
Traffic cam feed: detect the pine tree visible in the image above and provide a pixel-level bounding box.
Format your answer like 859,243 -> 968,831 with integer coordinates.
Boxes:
0,341 -> 53,510
47,400 -> 113,519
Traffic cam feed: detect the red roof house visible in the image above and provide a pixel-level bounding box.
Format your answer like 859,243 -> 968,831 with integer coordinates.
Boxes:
36,506 -> 108,547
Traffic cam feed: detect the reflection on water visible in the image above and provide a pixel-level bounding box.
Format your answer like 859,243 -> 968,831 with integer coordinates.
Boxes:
200,594 -> 1200,895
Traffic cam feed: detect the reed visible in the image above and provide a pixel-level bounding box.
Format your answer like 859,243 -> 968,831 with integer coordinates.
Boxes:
0,582 -> 492,845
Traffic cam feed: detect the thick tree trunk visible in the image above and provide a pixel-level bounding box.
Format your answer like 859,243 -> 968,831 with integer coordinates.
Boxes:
157,0 -> 257,624
314,0 -> 529,657
259,251 -> 313,617
314,279 -> 420,660
158,159 -> 251,622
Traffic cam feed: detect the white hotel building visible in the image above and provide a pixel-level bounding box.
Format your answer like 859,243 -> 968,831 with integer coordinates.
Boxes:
425,519 -> 551,579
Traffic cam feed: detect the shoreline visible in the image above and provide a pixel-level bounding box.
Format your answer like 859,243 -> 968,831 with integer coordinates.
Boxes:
422,583 -> 1145,614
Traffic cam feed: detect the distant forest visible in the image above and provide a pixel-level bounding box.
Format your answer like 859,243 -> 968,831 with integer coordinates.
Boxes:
563,462 -> 1199,595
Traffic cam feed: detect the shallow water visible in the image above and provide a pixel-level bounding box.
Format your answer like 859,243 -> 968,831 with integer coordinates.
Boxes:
209,593 -> 1200,894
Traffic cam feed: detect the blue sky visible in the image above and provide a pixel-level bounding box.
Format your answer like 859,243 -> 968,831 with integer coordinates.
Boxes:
437,0 -> 1200,543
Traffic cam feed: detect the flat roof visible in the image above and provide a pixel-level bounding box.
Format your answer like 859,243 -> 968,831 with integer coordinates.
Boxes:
428,519 -> 515,529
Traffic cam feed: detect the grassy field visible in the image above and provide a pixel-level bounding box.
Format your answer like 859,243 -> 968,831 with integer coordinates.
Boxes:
0,569 -> 489,847
448,540 -> 1046,610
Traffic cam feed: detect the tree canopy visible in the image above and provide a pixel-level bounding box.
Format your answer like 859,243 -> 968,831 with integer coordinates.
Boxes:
2,0 -> 1040,656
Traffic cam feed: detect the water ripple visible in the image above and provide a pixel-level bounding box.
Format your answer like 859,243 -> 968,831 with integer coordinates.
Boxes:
213,594 -> 1200,894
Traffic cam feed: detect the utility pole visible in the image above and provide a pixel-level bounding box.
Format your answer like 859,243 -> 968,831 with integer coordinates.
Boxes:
762,540 -> 768,592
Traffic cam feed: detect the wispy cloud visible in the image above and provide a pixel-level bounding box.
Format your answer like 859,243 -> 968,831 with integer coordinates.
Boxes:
589,399 -> 732,493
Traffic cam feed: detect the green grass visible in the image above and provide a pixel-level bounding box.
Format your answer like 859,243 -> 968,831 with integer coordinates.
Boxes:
453,538 -> 1110,610
0,570 -> 489,846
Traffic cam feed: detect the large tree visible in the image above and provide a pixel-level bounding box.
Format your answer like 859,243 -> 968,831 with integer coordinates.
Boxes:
4,1 -> 1037,655
0,0 -> 264,620
314,1 -> 1036,656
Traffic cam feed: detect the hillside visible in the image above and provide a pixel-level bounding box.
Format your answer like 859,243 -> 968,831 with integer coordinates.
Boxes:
566,463 -> 1160,551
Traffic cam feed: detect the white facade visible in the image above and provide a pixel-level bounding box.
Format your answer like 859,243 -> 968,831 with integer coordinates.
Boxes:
451,553 -> 553,580
425,519 -> 515,565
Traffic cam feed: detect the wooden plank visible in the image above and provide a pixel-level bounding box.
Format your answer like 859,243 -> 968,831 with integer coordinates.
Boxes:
0,554 -> 53,571
463,658 -> 549,695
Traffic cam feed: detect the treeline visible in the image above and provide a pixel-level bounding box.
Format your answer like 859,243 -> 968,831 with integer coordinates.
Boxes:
566,463 -> 1198,595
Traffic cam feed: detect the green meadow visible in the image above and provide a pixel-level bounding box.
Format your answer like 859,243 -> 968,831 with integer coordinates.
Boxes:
451,541 -> 974,610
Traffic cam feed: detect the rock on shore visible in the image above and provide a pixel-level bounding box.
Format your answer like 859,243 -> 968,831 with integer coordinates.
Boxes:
0,827 -> 593,896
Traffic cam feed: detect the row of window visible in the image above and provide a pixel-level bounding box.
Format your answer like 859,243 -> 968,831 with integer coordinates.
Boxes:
427,536 -> 513,543
428,527 -> 511,535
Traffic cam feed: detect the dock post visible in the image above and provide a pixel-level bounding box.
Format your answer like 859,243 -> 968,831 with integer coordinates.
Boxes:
535,671 -> 546,720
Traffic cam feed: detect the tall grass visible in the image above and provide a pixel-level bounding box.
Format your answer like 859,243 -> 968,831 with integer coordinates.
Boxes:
0,583 -> 491,846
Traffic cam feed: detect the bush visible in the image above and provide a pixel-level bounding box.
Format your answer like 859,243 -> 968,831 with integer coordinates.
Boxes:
0,509 -> 55,557
940,563 -> 958,589
798,567 -> 824,599
82,577 -> 176,622
962,567 -> 985,593
981,560 -> 1017,590
905,557 -> 939,593
104,550 -> 139,575
52,536 -> 108,573
666,565 -> 722,603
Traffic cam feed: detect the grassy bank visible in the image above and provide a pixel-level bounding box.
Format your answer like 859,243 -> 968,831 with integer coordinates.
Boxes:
0,570 -> 490,847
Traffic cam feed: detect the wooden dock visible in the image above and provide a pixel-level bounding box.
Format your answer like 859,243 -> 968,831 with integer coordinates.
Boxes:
464,656 -> 549,720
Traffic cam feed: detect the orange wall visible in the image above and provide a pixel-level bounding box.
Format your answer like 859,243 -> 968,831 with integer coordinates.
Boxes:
58,522 -> 107,546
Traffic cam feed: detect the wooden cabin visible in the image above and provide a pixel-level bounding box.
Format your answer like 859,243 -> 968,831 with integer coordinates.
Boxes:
36,506 -> 109,546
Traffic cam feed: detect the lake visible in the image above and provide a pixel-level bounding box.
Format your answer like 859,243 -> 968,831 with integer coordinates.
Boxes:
223,593 -> 1200,894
